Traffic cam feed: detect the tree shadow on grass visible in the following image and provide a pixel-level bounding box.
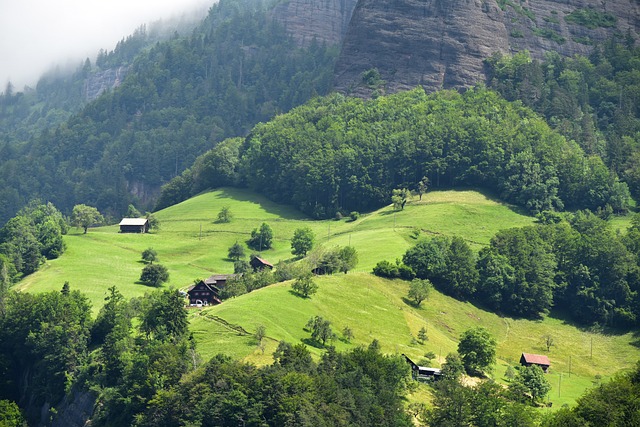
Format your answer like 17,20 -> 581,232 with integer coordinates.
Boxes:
287,289 -> 311,299
401,296 -> 422,309
301,337 -> 326,349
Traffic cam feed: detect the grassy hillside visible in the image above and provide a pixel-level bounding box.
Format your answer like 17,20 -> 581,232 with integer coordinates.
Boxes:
192,272 -> 640,408
15,187 -> 640,407
17,187 -> 533,310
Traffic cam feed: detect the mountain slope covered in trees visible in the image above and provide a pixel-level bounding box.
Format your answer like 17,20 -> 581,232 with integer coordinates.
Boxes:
0,0 -> 339,224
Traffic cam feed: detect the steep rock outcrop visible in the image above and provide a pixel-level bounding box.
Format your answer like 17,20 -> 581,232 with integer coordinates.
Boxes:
84,66 -> 129,101
272,0 -> 358,46
334,0 -> 640,95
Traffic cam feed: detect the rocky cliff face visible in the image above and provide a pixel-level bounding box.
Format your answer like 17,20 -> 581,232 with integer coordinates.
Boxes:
334,0 -> 640,96
272,0 -> 358,46
84,66 -> 129,102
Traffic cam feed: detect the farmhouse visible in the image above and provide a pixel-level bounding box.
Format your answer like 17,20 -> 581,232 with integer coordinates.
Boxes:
520,353 -> 551,373
250,256 -> 273,271
403,354 -> 442,381
186,273 -> 238,306
119,218 -> 149,233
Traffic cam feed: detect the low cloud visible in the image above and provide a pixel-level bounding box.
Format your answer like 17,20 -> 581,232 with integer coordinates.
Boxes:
0,0 -> 210,89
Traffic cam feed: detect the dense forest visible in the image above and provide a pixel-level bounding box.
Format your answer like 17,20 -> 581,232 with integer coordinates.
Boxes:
375,209 -> 640,328
0,0 -> 338,224
158,86 -> 629,217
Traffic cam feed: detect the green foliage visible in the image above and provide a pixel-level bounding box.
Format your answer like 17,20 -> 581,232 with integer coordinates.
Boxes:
0,285 -> 91,420
349,211 -> 360,221
139,288 -> 188,341
216,206 -> 233,224
306,315 -> 336,346
291,227 -> 315,256
70,204 -> 103,234
291,273 -> 318,298
407,278 -> 432,307
565,8 -> 617,29
0,399 -> 25,427
139,263 -> 169,287
141,247 -> 158,264
248,222 -> 273,250
361,68 -> 385,88
426,380 -> 539,427
392,188 -> 411,211
342,325 -> 354,343
543,361 -> 640,426
126,204 -> 141,218
0,202 -> 66,277
372,259 -> 415,280
510,364 -> 551,403
241,87 -> 595,217
458,327 -> 497,376
227,241 -> 245,261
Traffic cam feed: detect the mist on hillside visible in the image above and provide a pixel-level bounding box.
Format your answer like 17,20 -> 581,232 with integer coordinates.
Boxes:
0,0 -> 211,90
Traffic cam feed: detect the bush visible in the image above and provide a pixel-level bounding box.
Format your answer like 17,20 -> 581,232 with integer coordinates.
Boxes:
349,211 -> 360,221
373,260 -> 399,278
140,264 -> 169,287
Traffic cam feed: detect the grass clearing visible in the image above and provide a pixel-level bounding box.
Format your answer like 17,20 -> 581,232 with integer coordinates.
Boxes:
18,188 -> 533,310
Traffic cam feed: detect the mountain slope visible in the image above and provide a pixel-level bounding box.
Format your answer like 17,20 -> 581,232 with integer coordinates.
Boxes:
334,0 -> 640,95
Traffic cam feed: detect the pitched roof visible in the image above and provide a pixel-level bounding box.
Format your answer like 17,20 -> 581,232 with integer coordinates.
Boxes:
521,353 -> 551,366
253,256 -> 274,267
204,274 -> 238,285
119,218 -> 149,226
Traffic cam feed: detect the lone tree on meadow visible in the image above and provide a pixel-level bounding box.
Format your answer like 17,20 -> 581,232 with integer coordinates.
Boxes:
248,222 -> 273,250
408,278 -> 433,307
141,248 -> 158,264
306,315 -> 335,346
71,204 -> 104,234
392,188 -> 411,210
228,241 -> 246,261
417,176 -> 429,201
457,327 -> 497,376
216,206 -> 233,223
291,227 -> 315,257
140,263 -> 169,287
291,273 -> 318,298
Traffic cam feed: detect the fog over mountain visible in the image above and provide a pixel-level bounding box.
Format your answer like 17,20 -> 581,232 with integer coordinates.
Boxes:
0,0 -> 210,89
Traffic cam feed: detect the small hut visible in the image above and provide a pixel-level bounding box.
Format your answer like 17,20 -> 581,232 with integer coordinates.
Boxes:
520,353 -> 551,373
119,218 -> 149,233
403,354 -> 442,381
250,256 -> 273,271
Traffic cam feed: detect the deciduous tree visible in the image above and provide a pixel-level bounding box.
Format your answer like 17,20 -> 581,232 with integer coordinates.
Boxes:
70,204 -> 103,234
457,327 -> 497,376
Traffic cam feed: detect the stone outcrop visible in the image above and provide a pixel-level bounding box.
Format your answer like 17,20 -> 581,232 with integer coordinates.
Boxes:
334,0 -> 640,96
271,0 -> 358,46
84,65 -> 129,101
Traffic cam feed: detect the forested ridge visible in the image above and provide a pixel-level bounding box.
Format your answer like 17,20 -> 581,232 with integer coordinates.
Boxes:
158,86 -> 629,217
0,0 -> 338,224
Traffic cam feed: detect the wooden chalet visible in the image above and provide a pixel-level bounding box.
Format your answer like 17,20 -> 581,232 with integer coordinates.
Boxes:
119,218 -> 149,233
520,353 -> 551,373
250,256 -> 273,271
187,274 -> 238,306
403,354 -> 442,381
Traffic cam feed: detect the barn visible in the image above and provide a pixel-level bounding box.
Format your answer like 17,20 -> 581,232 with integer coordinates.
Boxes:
520,353 -> 551,373
403,354 -> 442,381
250,256 -> 274,271
119,218 -> 149,233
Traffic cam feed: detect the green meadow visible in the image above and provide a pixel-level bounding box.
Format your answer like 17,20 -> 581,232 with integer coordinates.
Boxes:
18,187 -> 533,309
16,187 -> 640,406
